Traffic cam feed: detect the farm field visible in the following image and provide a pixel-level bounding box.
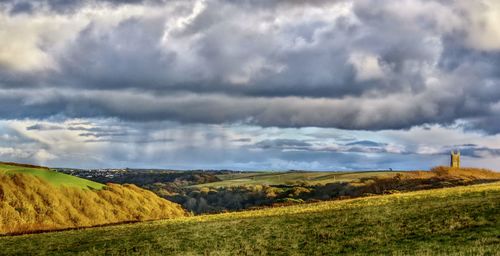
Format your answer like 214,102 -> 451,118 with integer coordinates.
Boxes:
194,170 -> 400,188
0,162 -> 104,189
1,182 -> 498,255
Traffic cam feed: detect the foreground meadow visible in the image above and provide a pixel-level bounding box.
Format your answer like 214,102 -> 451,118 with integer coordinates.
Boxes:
1,182 -> 498,255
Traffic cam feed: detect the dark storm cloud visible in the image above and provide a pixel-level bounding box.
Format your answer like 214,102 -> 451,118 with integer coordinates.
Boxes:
465,116 -> 500,135
55,17 -> 169,91
26,124 -> 64,131
67,126 -> 121,133
231,138 -> 251,143
78,132 -> 128,138
0,0 -> 499,134
252,138 -> 403,155
2,0 -> 167,14
50,0 -> 425,98
0,83 -> 491,131
254,139 -> 312,150
1,0 -> 342,15
345,140 -> 386,147
9,1 -> 33,15
84,138 -> 175,143
1,0 -> 81,14
27,123 -> 131,138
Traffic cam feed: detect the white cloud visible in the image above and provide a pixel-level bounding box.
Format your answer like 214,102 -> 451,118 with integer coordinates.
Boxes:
33,149 -> 57,162
0,147 -> 32,159
0,2 -> 151,72
0,14 -> 61,71
349,53 -> 384,81
459,0 -> 500,51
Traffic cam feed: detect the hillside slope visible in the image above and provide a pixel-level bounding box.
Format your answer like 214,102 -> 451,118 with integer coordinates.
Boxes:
0,162 -> 103,189
0,163 -> 188,235
1,182 -> 498,255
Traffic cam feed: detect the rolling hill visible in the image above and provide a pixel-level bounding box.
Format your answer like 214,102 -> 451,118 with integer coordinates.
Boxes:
0,162 -> 187,235
1,182 -> 498,255
193,170 -> 400,188
0,162 -> 104,189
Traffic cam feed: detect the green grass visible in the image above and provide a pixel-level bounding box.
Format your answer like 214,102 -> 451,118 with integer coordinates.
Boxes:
1,182 -> 498,255
0,163 -> 104,189
195,171 -> 400,188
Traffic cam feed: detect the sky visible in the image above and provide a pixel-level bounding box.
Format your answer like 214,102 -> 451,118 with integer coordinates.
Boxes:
0,0 -> 499,170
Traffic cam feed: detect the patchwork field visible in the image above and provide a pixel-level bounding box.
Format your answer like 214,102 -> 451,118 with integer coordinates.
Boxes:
1,182 -> 498,255
194,170 -> 400,187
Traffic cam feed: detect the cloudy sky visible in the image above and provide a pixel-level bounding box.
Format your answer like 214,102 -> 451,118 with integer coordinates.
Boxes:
0,0 -> 499,170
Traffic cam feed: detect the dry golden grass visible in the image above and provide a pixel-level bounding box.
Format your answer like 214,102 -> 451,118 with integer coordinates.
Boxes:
356,166 -> 500,196
405,166 -> 500,180
0,173 -> 188,235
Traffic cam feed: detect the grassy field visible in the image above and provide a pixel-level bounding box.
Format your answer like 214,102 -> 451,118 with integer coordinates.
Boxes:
1,182 -> 498,255
194,171 -> 400,188
0,163 -> 104,189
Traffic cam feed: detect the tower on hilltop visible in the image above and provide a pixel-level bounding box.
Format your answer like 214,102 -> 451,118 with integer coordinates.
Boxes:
450,150 -> 460,168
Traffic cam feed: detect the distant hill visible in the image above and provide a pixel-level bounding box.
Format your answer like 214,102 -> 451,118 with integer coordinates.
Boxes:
193,170 -> 400,188
191,167 -> 500,188
0,162 -> 187,235
1,182 -> 498,255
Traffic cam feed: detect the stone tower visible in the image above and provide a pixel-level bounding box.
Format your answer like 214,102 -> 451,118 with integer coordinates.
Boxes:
450,150 -> 460,168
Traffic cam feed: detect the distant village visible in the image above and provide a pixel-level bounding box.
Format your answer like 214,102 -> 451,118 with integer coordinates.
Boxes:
54,168 -> 130,179
53,168 -> 241,181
